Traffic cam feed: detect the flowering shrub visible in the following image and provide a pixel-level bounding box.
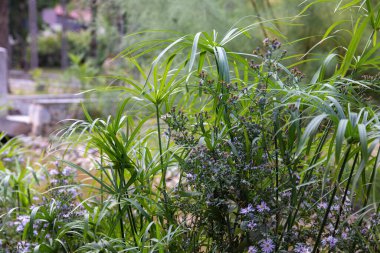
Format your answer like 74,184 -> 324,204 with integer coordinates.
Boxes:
163,37 -> 380,252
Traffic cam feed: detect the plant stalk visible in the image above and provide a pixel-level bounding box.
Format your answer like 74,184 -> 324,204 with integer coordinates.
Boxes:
312,145 -> 352,253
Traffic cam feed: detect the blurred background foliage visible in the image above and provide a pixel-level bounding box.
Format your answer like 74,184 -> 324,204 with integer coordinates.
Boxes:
8,0 -> 379,80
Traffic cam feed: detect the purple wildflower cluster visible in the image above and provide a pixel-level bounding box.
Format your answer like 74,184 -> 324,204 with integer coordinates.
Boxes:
165,42 -> 380,252
1,162 -> 86,252
43,163 -> 85,220
16,241 -> 35,253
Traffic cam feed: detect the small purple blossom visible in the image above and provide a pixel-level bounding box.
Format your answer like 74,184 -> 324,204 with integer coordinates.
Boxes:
14,215 -> 30,232
49,169 -> 59,176
62,166 -> 75,176
332,204 -> 340,211
327,223 -> 335,232
50,179 -> 58,185
294,243 -> 311,253
281,191 -> 291,198
256,201 -> 270,212
240,204 -> 254,215
248,246 -> 258,253
68,188 -> 79,197
263,38 -> 270,46
247,220 -> 257,230
318,202 -> 328,209
17,241 -> 32,253
186,173 -> 196,182
260,238 -> 275,253
322,235 -> 338,248
272,40 -> 281,50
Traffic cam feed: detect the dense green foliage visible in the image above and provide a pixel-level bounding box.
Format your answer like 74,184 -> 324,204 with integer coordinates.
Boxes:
1,0 -> 380,252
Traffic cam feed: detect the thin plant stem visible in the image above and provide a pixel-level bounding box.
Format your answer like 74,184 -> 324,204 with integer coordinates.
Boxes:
312,145 -> 352,253
274,111 -> 279,234
156,103 -> 167,193
117,194 -> 126,243
333,152 -> 359,234
278,121 -> 332,250
115,168 -> 126,243
100,149 -> 104,205
118,165 -> 138,246
290,121 -> 332,225
350,147 -> 380,252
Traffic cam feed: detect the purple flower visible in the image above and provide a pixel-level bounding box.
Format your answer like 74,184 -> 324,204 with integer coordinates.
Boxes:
14,215 -> 30,232
62,166 -> 75,176
272,40 -> 281,50
49,169 -> 59,176
17,241 -> 32,253
68,188 -> 79,197
248,246 -> 258,253
50,179 -> 58,185
294,243 -> 311,253
247,220 -> 257,230
318,202 -> 328,209
260,238 -> 275,253
332,204 -> 340,211
256,201 -> 270,212
186,173 -> 196,182
240,204 -> 254,215
322,235 -> 338,248
3,157 -> 13,162
327,223 -> 335,232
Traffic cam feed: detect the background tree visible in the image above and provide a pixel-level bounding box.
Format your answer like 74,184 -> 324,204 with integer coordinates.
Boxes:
89,0 -> 97,59
60,0 -> 69,69
28,0 -> 38,69
0,0 -> 9,51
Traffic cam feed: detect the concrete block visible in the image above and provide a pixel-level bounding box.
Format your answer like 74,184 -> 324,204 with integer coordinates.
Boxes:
0,117 -> 31,136
29,103 -> 51,135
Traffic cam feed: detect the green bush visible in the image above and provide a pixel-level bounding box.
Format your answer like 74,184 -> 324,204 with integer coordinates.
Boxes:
2,0 -> 380,252
37,30 -> 91,67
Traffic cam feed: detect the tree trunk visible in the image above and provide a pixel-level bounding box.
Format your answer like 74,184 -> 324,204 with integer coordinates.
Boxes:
28,0 -> 38,69
89,0 -> 97,59
0,0 -> 9,93
248,0 -> 268,38
60,0 -> 69,69
0,0 -> 9,50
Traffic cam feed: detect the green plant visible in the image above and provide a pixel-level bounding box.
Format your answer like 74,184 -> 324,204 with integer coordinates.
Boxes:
66,53 -> 99,90
2,1 -> 380,252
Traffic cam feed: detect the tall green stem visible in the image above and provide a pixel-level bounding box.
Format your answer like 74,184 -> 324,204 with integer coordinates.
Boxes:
312,145 -> 352,253
156,103 -> 166,192
333,152 -> 359,234
278,121 -> 331,250
116,168 -> 126,243
118,165 -> 138,246
350,147 -> 380,252
117,195 -> 126,242
274,111 -> 279,234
